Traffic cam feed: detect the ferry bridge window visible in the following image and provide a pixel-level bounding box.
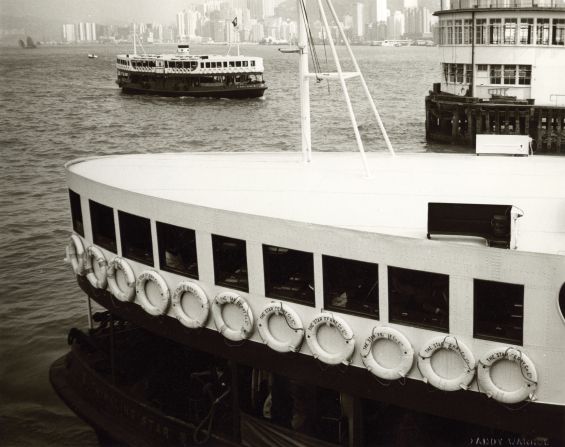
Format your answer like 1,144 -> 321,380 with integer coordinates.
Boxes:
263,245 -> 314,305
520,19 -> 534,44
490,64 -> 502,84
118,211 -> 153,266
463,19 -> 472,44
552,19 -> 565,45
518,65 -> 532,85
69,189 -> 84,236
455,20 -> 463,44
388,266 -> 449,332
157,222 -> 198,279
89,200 -> 116,253
323,255 -> 379,318
489,18 -> 502,44
536,18 -> 550,45
447,20 -> 454,44
504,19 -> 517,44
474,279 -> 524,345
476,19 -> 487,44
212,234 -> 248,292
503,65 -> 516,84
477,64 -> 488,72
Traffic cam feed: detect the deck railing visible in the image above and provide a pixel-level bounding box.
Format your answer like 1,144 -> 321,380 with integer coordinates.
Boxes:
442,0 -> 565,10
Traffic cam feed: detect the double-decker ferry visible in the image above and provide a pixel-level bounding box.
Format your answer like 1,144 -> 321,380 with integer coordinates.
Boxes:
426,0 -> 565,153
52,1 -> 565,445
116,44 -> 267,99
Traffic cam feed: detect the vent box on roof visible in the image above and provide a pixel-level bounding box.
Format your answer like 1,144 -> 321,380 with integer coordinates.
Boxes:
476,134 -> 531,156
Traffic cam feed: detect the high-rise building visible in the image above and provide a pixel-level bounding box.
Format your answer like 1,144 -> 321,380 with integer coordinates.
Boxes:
404,0 -> 418,8
376,0 -> 388,23
62,24 -> 76,42
387,11 -> 405,39
354,2 -> 365,38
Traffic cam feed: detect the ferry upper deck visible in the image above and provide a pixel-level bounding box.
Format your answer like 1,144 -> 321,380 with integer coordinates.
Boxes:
66,151 -> 565,256
438,0 -> 565,12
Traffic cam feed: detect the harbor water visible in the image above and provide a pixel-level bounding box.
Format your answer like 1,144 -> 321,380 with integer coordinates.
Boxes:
0,44 -> 445,446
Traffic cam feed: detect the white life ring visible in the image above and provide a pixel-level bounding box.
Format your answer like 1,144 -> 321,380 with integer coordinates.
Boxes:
107,257 -> 136,302
258,302 -> 304,353
306,313 -> 355,365
477,347 -> 537,404
361,326 -> 414,380
212,292 -> 254,341
418,335 -> 476,391
84,245 -> 108,289
65,234 -> 85,276
136,270 -> 171,316
172,281 -> 209,329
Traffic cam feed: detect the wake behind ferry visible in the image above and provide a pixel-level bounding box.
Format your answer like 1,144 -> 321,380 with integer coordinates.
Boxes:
116,44 -> 267,99
53,0 -> 565,445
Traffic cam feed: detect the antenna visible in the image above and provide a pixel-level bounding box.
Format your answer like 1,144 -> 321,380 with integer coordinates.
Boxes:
133,23 -> 137,55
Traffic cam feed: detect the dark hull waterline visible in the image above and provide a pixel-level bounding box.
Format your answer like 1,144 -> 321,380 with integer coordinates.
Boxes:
120,85 -> 267,99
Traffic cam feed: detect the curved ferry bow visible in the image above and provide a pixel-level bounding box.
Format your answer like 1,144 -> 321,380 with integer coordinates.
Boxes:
62,151 -> 565,440
116,45 -> 267,99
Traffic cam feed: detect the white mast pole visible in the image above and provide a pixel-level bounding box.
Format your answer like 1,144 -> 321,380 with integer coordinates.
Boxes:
324,0 -> 395,156
133,23 -> 137,55
315,0 -> 371,177
297,1 -> 312,163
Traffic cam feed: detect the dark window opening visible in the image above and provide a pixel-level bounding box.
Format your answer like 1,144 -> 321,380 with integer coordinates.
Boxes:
560,283 -> 565,322
212,235 -> 248,292
388,266 -> 449,332
237,367 -> 346,445
119,211 -> 153,266
89,200 -> 116,253
263,245 -> 314,306
474,279 -> 524,345
323,255 -> 379,318
69,189 -> 84,236
157,222 -> 198,279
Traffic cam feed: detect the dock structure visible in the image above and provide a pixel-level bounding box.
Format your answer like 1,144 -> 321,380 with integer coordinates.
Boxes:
425,0 -> 565,153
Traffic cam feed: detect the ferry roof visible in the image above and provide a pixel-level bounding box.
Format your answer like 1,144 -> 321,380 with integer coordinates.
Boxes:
116,53 -> 261,61
67,152 -> 565,255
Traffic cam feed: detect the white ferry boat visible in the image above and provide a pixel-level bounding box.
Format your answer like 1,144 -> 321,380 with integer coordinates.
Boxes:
116,44 -> 267,99
53,1 -> 565,445
426,0 -> 565,153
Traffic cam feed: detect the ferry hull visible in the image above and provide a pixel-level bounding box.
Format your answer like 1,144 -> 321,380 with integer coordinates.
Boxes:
76,276 -> 565,441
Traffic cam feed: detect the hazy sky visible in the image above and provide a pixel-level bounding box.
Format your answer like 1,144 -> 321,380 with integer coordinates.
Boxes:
0,0 -> 197,24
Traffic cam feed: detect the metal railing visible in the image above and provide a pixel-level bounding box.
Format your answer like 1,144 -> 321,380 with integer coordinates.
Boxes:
441,0 -> 565,10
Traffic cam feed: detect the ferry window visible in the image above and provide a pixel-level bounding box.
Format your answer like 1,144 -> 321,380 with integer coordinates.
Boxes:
552,19 -> 565,45
89,200 -> 116,253
223,62 -> 227,67
229,61 -> 235,67
449,63 -> 456,83
476,19 -> 487,44
446,20 -> 453,44
474,279 -> 524,345
236,61 -> 241,67
211,62 -> 216,68
243,61 -> 248,67
456,64 -> 464,83
503,65 -> 516,85
442,63 -> 449,83
212,235 -> 248,292
489,18 -> 502,45
118,211 -> 153,266
251,61 -> 255,67
477,64 -> 488,72
157,222 -> 198,279
520,19 -> 534,44
68,190 -> 84,236
490,64 -> 502,84
503,19 -> 517,44
518,65 -> 532,85
388,266 -> 449,332
463,19 -> 472,44
323,255 -> 379,318
263,245 -> 314,305
454,20 -> 463,44
465,64 -> 472,84
559,283 -> 565,320
536,18 -> 550,45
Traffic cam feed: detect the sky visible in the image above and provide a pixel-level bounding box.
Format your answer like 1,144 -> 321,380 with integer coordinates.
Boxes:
0,0 -> 195,24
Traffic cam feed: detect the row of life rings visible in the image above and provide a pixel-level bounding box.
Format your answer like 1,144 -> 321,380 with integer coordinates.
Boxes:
66,236 -> 538,404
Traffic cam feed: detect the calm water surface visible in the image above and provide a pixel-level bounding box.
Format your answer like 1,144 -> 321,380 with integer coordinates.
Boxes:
0,43 -> 444,446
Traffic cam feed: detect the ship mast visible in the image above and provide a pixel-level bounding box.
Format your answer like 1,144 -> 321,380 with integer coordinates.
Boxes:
133,23 -> 137,56
297,1 -> 312,163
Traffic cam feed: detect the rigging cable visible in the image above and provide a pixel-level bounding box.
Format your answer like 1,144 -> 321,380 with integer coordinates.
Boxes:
298,0 -> 323,82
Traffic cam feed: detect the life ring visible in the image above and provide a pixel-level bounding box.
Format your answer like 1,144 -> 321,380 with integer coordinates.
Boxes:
211,292 -> 254,341
306,313 -> 355,365
107,257 -> 136,302
361,326 -> 414,380
172,281 -> 209,328
65,234 -> 85,275
418,335 -> 476,391
136,270 -> 171,316
258,302 -> 304,353
477,347 -> 537,404
84,245 -> 108,289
